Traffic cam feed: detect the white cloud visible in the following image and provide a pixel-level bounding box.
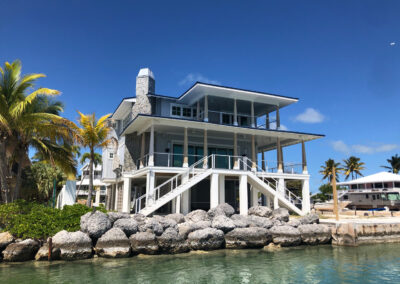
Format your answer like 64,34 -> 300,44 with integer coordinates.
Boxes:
269,122 -> 288,131
332,140 -> 398,154
390,42 -> 396,46
179,73 -> 220,86
294,108 -> 325,123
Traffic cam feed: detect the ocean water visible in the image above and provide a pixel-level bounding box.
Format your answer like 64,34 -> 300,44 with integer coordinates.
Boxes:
1,244 -> 400,283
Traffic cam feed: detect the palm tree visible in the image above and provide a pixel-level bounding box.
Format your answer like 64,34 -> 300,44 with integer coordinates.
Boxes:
76,112 -> 111,207
381,154 -> 400,174
320,159 -> 342,182
77,152 -> 102,198
0,60 -> 78,202
343,156 -> 365,180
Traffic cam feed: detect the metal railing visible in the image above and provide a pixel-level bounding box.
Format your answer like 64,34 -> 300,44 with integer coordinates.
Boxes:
260,160 -> 304,174
136,152 -> 204,169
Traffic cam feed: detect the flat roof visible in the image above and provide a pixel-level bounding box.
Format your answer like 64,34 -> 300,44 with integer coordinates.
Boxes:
338,172 -> 400,185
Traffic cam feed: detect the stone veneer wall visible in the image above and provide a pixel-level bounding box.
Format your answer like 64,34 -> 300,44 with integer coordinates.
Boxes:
131,75 -> 154,119
124,132 -> 149,171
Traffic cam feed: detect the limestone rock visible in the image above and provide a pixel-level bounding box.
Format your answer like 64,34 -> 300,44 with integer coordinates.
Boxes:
178,221 -> 211,239
248,215 -> 274,229
52,230 -> 93,260
211,215 -> 235,233
95,228 -> 131,258
165,213 -> 185,224
299,213 -> 319,225
139,218 -> 164,236
80,211 -> 112,240
272,208 -> 289,222
185,209 -> 209,223
287,219 -> 301,228
270,225 -> 301,247
107,212 -> 131,224
225,227 -> 271,249
0,232 -> 14,252
248,206 -> 272,218
207,203 -> 235,218
35,243 -> 61,261
130,232 -> 159,254
132,213 -> 147,224
187,228 -> 224,250
113,218 -> 138,237
157,228 -> 189,254
298,224 -> 331,245
153,215 -> 178,230
230,214 -> 251,228
2,239 -> 40,262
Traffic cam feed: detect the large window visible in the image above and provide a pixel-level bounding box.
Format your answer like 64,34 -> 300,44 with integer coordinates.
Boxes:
170,104 -> 195,119
172,144 -> 233,168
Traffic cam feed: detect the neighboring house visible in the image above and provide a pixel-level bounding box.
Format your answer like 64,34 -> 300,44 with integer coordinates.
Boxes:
102,68 -> 324,216
76,163 -> 106,206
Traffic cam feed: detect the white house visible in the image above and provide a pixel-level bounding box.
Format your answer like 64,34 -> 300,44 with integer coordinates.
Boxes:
101,68 -> 324,216
76,163 -> 107,206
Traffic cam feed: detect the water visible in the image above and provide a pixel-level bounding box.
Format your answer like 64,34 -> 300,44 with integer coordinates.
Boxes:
1,244 -> 400,283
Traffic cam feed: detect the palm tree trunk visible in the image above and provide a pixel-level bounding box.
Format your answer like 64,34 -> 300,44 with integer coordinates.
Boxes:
13,150 -> 25,201
0,139 -> 10,203
86,148 -> 94,207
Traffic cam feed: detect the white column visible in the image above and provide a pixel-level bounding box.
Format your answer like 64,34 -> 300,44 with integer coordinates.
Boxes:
203,129 -> 208,169
95,189 -> 101,206
219,174 -> 225,204
265,194 -> 270,208
183,127 -> 188,168
233,99 -> 238,126
175,195 -> 181,214
302,140 -> 308,174
122,177 -> 131,213
239,174 -> 248,215
251,187 -> 258,207
148,125 -> 154,167
278,178 -> 285,196
146,170 -> 155,206
196,100 -> 200,120
277,138 -> 283,173
204,95 -> 208,122
251,101 -> 255,128
251,135 -> 256,170
302,178 -> 311,214
114,184 -> 119,211
210,173 -> 219,209
233,132 -> 239,169
181,172 -> 190,214
274,194 -> 279,209
140,133 -> 145,168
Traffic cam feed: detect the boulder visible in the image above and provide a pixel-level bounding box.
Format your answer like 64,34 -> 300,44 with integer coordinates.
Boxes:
165,213 -> 185,224
225,227 -> 271,249
0,232 -> 14,252
187,228 -> 224,250
95,228 -> 131,258
248,206 -> 272,218
207,203 -> 235,218
157,228 -> 189,254
230,214 -> 250,228
178,221 -> 211,239
113,218 -> 138,237
298,224 -> 331,245
52,230 -> 93,260
130,232 -> 159,255
270,225 -> 301,247
138,218 -> 164,236
272,208 -> 289,222
248,215 -> 274,229
185,209 -> 209,223
211,215 -> 235,233
153,215 -> 178,230
132,213 -> 147,224
287,219 -> 301,228
2,239 -> 40,262
35,243 -> 61,261
107,212 -> 131,224
80,211 -> 112,240
299,213 -> 319,225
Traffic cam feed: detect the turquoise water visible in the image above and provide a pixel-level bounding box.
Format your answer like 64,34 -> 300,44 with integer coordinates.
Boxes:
1,244 -> 400,283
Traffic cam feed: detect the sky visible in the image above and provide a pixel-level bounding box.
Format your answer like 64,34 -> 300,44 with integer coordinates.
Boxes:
1,0 -> 399,193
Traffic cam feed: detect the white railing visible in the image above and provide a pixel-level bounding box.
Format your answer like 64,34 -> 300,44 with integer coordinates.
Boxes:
136,152 -> 203,169
260,160 -> 304,174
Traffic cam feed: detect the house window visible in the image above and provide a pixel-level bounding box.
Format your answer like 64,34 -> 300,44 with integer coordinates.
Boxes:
222,114 -> 231,125
365,194 -> 369,199
372,195 -> 376,200
192,108 -> 197,118
109,153 -> 114,159
377,194 -> 380,199
182,107 -> 192,117
172,106 -> 181,116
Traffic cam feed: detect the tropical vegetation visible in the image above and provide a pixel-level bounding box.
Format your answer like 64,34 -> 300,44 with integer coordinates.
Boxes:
320,159 -> 342,182
381,154 -> 400,174
343,156 -> 365,180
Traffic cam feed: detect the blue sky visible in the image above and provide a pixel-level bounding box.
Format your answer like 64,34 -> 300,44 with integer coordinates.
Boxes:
1,0 -> 399,192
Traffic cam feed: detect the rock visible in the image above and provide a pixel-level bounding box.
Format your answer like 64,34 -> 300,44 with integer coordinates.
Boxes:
272,208 -> 289,222
0,232 -> 14,252
35,243 -> 61,261
95,228 -> 131,258
248,215 -> 274,229
130,232 -> 159,254
107,212 -> 131,224
248,206 -> 272,218
225,227 -> 271,249
270,225 -> 301,247
113,218 -> 138,237
153,215 -> 178,230
165,213 -> 185,224
298,224 -> 331,245
207,203 -> 235,218
287,219 -> 301,228
139,218 -> 164,236
185,209 -> 209,223
230,214 -> 250,228
2,239 -> 40,262
80,211 -> 112,240
187,228 -> 224,250
299,213 -> 319,225
52,230 -> 93,260
211,215 -> 235,233
178,221 -> 212,239
132,213 -> 147,224
157,228 -> 189,254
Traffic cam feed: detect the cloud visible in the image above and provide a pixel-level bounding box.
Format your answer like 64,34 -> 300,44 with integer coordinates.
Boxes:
332,140 -> 398,154
294,108 -> 325,123
179,73 -> 221,86
390,42 -> 396,46
269,122 -> 288,131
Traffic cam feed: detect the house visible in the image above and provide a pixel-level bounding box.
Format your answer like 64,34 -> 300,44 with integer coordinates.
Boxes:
76,163 -> 107,206
101,68 -> 324,216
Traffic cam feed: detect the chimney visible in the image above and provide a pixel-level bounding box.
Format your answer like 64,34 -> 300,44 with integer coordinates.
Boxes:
132,68 -> 155,119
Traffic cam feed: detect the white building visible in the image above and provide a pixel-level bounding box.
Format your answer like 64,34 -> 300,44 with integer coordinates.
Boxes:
102,68 -> 324,216
76,163 -> 107,206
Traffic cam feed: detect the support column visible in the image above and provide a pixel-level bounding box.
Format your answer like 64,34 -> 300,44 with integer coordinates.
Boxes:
302,178 -> 311,214
95,189 -> 101,206
277,138 -> 283,173
261,151 -> 266,171
148,125 -> 154,167
239,174 -> 248,215
251,187 -> 259,206
251,135 -> 256,170
265,194 -> 270,208
219,175 -> 225,204
274,194 -> 279,209
233,99 -> 238,126
181,172 -> 190,214
233,132 -> 239,169
175,195 -> 181,213
276,105 -> 280,129
122,177 -> 131,213
140,133 -> 145,168
196,100 -> 200,120
146,170 -> 155,206
183,127 -> 188,167
251,101 -> 255,128
302,140 -> 308,174
210,173 -> 219,209
266,113 -> 270,129
203,129 -> 208,168
204,95 -> 208,122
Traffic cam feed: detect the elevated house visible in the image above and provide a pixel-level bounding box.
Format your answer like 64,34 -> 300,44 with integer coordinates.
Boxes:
102,68 -> 323,216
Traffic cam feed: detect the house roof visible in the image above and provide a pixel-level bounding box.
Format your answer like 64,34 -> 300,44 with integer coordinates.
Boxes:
111,97 -> 136,119
338,172 -> 400,185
